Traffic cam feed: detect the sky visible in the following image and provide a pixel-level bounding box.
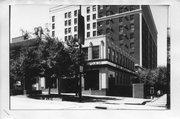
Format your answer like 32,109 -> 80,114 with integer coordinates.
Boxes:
11,5 -> 168,66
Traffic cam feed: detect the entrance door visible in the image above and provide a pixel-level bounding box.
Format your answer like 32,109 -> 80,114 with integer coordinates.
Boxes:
85,70 -> 99,90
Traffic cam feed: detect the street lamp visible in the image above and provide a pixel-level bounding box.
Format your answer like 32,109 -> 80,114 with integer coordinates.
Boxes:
78,5 -> 85,102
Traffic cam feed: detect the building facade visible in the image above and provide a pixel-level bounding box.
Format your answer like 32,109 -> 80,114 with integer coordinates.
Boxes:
48,5 -> 157,96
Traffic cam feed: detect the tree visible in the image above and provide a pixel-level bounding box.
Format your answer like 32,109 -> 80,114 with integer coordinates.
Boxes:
136,66 -> 167,94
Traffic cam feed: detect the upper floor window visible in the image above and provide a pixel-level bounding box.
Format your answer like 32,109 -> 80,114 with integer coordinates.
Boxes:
65,20 -> 67,26
99,5 -> 103,10
87,7 -> 90,13
82,48 -> 88,60
68,20 -> 71,26
65,13 -> 67,18
119,7 -> 123,13
68,27 -> 71,33
93,14 -> 96,20
93,31 -> 96,36
130,15 -> 134,20
74,10 -> 77,17
52,16 -> 55,22
93,22 -> 96,29
87,32 -> 90,37
52,31 -> 55,37
130,33 -> 134,39
92,46 -> 99,59
87,24 -> 90,30
130,24 -> 135,31
119,17 -> 123,22
74,26 -> 77,32
87,15 -> 90,22
98,12 -> 103,18
74,18 -> 77,25
65,28 -> 68,34
68,12 -> 71,18
52,23 -> 55,29
65,36 -> 67,41
93,5 -> 96,11
130,5 -> 135,11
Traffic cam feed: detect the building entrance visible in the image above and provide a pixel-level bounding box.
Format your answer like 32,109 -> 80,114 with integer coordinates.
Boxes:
84,70 -> 99,90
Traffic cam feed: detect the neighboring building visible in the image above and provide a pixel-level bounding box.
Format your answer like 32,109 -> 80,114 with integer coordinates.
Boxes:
96,5 -> 157,69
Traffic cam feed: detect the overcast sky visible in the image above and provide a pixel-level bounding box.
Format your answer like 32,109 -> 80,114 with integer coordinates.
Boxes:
11,5 -> 168,66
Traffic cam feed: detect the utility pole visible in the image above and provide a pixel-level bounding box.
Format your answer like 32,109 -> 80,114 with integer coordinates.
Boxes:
78,5 -> 85,102
167,6 -> 170,109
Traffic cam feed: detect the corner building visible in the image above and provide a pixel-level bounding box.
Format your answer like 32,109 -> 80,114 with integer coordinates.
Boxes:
49,5 -> 157,96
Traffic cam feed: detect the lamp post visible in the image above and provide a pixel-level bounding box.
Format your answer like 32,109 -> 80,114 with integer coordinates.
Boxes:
78,5 -> 85,102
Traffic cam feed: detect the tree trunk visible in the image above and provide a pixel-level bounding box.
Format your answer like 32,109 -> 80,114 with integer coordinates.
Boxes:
58,77 -> 61,96
48,76 -> 51,95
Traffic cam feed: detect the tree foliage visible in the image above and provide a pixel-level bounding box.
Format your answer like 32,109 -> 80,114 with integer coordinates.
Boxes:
10,34 -> 82,94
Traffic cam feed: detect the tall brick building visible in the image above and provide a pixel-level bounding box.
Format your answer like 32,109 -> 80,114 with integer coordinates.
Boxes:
97,5 -> 157,69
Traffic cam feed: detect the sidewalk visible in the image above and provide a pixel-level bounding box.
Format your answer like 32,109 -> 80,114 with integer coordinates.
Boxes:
10,93 -> 166,110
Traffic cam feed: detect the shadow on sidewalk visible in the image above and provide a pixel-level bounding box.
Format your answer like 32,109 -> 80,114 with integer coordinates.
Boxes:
27,94 -> 121,103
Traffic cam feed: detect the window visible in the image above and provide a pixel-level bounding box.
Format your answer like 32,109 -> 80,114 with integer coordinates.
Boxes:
87,24 -> 90,30
65,36 -> 67,41
93,5 -> 96,11
98,12 -> 103,18
112,49 -> 115,61
74,34 -> 78,39
130,15 -> 134,20
65,13 -> 67,18
119,17 -> 123,22
130,42 -> 135,49
74,10 -> 77,17
106,5 -> 110,9
106,11 -> 111,16
87,7 -> 90,13
92,46 -> 99,59
93,31 -> 96,36
68,12 -> 71,18
74,18 -> 77,25
65,28 -> 68,34
99,5 -> 103,10
108,48 -> 111,60
97,21 -> 103,27
87,32 -> 90,37
130,5 -> 134,11
93,22 -> 96,29
119,35 -> 123,40
65,20 -> 68,26
124,6 -> 129,12
97,29 -> 102,35
119,7 -> 123,13
52,16 -> 55,22
87,15 -> 90,22
106,20 -> 110,25
68,35 -> 71,40
82,48 -> 88,60
130,24 -> 135,32
68,27 -> 71,33
52,31 -> 55,37
93,14 -> 96,20
52,23 -> 55,29
68,20 -> 71,25
130,33 -> 134,39
74,26 -> 77,32
119,26 -> 123,33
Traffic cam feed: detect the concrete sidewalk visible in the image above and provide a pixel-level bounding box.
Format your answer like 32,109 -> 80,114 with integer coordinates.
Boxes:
10,94 -> 166,110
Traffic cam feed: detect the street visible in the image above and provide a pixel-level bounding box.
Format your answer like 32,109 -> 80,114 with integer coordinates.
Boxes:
10,94 -> 166,110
